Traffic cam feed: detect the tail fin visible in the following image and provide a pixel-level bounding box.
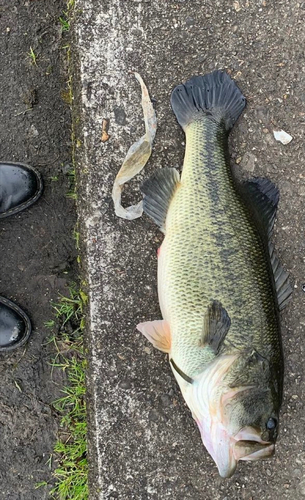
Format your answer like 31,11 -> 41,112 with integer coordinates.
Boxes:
170,70 -> 246,132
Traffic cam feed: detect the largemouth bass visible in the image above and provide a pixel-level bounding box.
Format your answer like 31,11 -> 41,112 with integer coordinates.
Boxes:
137,71 -> 292,477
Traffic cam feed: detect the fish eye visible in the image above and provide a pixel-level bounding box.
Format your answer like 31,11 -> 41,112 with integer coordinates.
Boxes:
266,417 -> 277,430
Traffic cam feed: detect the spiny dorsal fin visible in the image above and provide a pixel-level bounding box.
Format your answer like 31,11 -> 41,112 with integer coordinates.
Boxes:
269,243 -> 292,310
243,177 -> 279,238
141,167 -> 180,233
201,300 -> 231,354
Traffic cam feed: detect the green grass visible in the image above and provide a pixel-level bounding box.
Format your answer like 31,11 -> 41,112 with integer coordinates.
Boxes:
59,12 -> 70,32
47,285 -> 89,500
28,46 -> 37,65
52,285 -> 85,331
46,2 -> 88,496
66,167 -> 77,200
66,191 -> 77,200
73,227 -> 80,251
60,0 -> 75,32
45,319 -> 56,328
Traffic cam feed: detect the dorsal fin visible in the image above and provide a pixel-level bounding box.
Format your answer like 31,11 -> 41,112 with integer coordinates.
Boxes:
243,177 -> 292,310
141,167 -> 180,233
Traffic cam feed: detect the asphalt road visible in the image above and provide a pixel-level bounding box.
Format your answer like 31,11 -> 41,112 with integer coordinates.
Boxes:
73,0 -> 305,498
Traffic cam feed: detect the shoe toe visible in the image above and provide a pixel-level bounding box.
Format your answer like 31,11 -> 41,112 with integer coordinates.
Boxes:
0,162 -> 43,217
0,297 -> 31,351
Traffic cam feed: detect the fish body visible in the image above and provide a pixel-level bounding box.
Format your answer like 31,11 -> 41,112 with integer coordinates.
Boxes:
159,118 -> 280,376
137,71 -> 291,477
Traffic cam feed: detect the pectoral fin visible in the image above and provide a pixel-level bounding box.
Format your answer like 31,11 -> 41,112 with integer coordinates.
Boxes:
137,319 -> 171,353
201,300 -> 231,354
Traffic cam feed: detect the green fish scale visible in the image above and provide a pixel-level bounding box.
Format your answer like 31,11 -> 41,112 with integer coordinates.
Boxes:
159,118 -> 282,382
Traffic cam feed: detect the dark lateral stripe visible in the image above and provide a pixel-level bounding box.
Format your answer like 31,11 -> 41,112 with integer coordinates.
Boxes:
170,358 -> 194,384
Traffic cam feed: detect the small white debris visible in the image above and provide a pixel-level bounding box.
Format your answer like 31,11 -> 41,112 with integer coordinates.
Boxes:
273,129 -> 293,145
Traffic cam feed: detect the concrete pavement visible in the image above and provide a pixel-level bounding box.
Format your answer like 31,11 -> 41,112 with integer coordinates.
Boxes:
72,1 -> 305,498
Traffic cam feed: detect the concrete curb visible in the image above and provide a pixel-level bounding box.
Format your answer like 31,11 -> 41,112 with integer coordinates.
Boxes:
72,1 -> 305,498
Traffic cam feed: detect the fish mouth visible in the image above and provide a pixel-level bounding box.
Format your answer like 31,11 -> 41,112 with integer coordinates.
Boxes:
233,426 -> 275,462
199,424 -> 274,478
187,357 -> 276,478
233,440 -> 275,461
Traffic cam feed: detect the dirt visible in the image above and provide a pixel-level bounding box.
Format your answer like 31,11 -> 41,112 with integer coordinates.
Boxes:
0,1 -> 76,499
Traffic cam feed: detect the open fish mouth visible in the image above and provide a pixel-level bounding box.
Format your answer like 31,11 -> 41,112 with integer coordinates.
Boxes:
198,422 -> 275,478
233,440 -> 275,461
217,439 -> 274,479
219,427 -> 274,478
233,426 -> 275,462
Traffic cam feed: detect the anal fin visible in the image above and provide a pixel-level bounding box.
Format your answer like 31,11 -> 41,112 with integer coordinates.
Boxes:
137,319 -> 171,353
242,177 -> 292,311
242,177 -> 279,237
269,244 -> 292,310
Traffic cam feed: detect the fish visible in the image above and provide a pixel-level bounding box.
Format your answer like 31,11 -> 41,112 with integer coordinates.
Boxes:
136,71 -> 292,478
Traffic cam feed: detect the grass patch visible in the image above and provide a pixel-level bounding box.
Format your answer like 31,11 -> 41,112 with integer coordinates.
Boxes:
47,2 -> 88,496
48,285 -> 89,500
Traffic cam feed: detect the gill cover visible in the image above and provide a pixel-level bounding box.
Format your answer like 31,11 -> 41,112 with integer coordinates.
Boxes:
179,355 -> 274,478
179,354 -> 239,477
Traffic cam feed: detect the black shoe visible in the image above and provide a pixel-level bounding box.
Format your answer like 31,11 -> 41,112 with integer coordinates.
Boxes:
0,296 -> 32,352
0,161 -> 43,218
